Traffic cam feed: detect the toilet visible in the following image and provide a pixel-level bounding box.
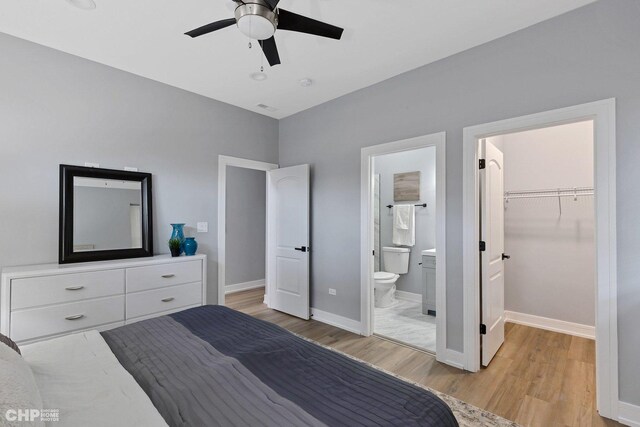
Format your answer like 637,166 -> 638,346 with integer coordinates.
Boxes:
374,247 -> 411,308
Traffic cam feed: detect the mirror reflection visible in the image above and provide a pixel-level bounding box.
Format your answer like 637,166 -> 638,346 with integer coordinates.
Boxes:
73,177 -> 143,252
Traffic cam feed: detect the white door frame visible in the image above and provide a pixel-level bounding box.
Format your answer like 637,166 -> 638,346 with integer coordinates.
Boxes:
462,99 -> 618,419
361,132 -> 454,364
217,155 -> 278,306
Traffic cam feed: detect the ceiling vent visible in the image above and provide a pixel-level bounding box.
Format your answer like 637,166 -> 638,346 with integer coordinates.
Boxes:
257,104 -> 278,112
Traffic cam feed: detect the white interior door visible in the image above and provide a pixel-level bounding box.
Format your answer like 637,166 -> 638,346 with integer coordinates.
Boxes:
480,139 -> 505,366
267,164 -> 310,320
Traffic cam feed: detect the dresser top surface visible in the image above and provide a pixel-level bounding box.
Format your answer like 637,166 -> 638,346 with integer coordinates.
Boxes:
2,254 -> 207,279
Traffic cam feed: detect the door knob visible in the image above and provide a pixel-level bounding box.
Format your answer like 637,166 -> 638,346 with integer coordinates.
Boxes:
502,253 -> 511,260
294,246 -> 308,253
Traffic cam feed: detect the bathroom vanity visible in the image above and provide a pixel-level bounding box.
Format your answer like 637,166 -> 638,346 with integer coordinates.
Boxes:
421,249 -> 436,316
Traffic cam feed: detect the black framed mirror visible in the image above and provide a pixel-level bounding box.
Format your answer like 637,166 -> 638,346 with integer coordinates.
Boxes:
59,165 -> 154,264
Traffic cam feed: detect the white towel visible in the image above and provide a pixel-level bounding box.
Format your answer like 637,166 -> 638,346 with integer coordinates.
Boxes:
393,205 -> 410,230
392,205 -> 415,246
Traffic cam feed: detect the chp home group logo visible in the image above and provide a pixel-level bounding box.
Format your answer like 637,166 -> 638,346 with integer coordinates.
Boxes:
4,408 -> 59,423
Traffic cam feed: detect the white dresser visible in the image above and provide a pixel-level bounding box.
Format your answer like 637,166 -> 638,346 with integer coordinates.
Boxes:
1,255 -> 207,344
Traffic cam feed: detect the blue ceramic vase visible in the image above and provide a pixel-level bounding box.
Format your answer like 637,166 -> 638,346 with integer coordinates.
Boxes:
170,224 -> 186,255
184,237 -> 198,256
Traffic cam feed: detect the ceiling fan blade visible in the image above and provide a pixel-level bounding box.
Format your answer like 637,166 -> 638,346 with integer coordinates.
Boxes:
263,0 -> 280,10
185,18 -> 236,38
277,9 -> 343,40
259,37 -> 281,66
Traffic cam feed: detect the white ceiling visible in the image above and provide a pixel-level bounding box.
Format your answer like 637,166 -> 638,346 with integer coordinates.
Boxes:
0,0 -> 595,119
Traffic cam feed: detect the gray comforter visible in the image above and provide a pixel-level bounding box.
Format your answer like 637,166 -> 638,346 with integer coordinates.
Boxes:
102,305 -> 458,427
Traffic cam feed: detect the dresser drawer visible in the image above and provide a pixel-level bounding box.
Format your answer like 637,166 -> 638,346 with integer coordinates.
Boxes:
11,270 -> 125,310
10,295 -> 125,342
126,282 -> 202,319
126,260 -> 202,292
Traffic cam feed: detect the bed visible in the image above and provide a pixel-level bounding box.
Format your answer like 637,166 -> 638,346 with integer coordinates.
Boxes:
15,305 -> 459,427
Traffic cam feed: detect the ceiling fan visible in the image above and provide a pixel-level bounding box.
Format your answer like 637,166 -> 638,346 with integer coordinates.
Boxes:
185,0 -> 344,67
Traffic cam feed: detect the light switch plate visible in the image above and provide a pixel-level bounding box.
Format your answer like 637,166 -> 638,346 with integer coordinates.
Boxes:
329,288 -> 337,296
197,222 -> 208,233
84,162 -> 100,168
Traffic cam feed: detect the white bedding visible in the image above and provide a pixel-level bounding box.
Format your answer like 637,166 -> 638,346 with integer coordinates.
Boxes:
20,331 -> 167,427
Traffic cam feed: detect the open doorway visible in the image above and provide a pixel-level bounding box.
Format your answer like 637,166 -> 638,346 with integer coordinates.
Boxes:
217,156 -> 278,306
360,132 -> 455,365
462,99 -> 618,419
225,166 -> 268,300
218,156 -> 311,321
480,120 -> 596,366
371,147 -> 438,353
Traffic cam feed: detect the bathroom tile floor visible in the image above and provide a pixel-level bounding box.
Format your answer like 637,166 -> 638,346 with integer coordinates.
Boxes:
374,298 -> 436,353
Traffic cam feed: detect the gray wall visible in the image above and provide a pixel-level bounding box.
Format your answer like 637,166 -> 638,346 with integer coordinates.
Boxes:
374,147 -> 436,294
74,186 -> 142,251
489,121 -> 595,326
0,33 -> 279,304
278,0 -> 640,405
225,166 -> 266,286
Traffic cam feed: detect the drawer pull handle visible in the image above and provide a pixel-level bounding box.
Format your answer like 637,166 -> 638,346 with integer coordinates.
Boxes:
65,314 -> 85,321
162,297 -> 175,303
65,286 -> 85,291
161,274 -> 175,279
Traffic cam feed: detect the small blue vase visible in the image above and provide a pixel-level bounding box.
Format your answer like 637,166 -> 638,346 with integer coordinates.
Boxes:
170,224 -> 186,255
184,237 -> 198,256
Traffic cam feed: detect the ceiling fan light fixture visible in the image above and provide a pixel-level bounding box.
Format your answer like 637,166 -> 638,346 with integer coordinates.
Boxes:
235,4 -> 277,41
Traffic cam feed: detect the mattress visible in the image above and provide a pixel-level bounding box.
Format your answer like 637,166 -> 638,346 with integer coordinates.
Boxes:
102,305 -> 459,427
20,331 -> 168,427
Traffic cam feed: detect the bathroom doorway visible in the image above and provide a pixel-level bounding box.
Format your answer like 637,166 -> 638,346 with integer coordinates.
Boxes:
372,148 -> 436,352
360,133 -> 454,364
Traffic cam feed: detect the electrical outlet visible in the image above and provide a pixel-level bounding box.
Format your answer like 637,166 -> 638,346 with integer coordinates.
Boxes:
124,166 -> 138,172
329,288 -> 337,296
197,222 -> 208,233
84,162 -> 100,168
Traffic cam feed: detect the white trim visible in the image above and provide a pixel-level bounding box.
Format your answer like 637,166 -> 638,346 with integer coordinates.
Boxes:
619,402 -> 640,427
360,132 -> 449,365
395,290 -> 422,303
505,311 -> 595,340
462,99 -> 618,419
437,349 -> 466,371
224,279 -> 265,295
217,155 -> 278,306
311,308 -> 363,335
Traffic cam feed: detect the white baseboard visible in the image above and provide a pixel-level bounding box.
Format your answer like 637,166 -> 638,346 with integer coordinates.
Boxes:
436,349 -> 465,370
225,279 -> 265,295
619,402 -> 640,427
310,308 -> 363,335
395,290 -> 422,303
505,311 -> 595,340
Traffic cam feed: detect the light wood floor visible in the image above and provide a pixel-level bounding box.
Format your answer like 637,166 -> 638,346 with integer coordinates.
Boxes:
226,288 -> 620,427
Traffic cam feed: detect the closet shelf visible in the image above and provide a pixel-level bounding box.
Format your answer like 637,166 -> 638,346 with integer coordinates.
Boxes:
504,187 -> 594,216
504,187 -> 594,201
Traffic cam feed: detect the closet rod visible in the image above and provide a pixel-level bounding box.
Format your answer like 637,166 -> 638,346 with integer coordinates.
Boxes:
505,187 -> 593,201
386,203 -> 427,209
